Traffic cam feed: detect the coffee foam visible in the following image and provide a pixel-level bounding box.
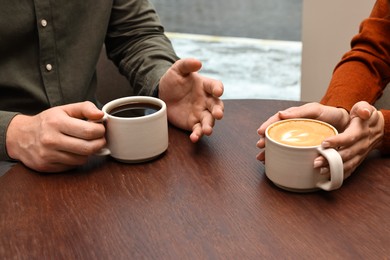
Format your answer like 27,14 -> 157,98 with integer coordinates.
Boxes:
268,120 -> 336,147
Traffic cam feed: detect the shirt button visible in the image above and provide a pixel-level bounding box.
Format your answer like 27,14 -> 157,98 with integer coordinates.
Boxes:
46,64 -> 53,71
41,19 -> 48,27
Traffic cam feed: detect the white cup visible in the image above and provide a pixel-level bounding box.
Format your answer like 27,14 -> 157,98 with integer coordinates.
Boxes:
265,118 -> 344,192
97,96 -> 168,163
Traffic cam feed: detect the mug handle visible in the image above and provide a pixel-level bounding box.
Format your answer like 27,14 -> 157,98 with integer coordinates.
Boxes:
315,147 -> 344,191
89,115 -> 111,156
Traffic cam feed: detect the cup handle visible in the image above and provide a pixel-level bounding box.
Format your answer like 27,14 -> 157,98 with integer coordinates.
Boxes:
315,147 -> 344,191
89,114 -> 110,156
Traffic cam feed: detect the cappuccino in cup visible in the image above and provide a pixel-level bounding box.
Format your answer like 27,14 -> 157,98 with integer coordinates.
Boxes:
265,119 -> 344,192
267,119 -> 336,147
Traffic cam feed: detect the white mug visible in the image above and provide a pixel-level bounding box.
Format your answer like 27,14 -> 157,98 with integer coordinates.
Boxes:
265,118 -> 344,192
98,96 -> 168,163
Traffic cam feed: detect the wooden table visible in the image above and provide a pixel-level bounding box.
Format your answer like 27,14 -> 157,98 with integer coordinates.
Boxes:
1,100 -> 389,259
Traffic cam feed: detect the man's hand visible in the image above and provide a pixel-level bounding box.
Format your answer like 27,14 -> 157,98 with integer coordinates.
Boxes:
159,58 -> 224,142
6,101 -> 106,172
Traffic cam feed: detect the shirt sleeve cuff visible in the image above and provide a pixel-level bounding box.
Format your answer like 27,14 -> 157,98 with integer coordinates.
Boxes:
0,111 -> 19,161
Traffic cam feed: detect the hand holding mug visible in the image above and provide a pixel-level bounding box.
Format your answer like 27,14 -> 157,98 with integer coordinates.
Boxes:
318,101 -> 385,177
264,119 -> 344,192
6,101 -> 106,172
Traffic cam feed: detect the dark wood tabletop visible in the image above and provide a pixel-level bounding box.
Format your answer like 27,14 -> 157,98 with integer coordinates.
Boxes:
1,99 -> 389,259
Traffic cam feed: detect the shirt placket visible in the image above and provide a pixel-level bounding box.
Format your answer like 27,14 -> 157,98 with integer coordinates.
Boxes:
33,0 -> 63,107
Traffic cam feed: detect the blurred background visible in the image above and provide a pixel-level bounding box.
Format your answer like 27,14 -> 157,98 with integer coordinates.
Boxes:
150,0 -> 303,100
150,0 -> 374,102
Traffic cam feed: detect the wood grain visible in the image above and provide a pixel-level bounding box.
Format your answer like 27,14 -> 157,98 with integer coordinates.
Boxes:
1,100 -> 389,259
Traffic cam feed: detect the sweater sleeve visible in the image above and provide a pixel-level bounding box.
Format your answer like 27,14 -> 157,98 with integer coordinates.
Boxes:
320,0 -> 390,152
379,109 -> 390,154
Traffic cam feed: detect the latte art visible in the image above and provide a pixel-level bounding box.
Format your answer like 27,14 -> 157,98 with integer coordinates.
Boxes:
268,119 -> 336,147
279,129 -> 329,146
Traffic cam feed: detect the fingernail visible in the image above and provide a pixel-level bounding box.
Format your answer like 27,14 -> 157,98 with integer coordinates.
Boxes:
364,108 -> 372,117
279,110 -> 289,116
322,141 -> 330,148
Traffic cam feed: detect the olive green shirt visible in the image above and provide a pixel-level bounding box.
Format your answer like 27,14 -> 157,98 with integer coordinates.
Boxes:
0,0 -> 179,160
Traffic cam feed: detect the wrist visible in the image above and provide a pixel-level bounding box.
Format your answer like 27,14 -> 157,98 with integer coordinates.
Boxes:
6,114 -> 30,161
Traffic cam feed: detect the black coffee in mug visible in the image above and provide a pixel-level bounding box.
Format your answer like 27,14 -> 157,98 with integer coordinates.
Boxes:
108,102 -> 161,118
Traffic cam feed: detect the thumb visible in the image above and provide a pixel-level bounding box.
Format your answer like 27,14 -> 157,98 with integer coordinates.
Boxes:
173,58 -> 202,76
350,101 -> 374,120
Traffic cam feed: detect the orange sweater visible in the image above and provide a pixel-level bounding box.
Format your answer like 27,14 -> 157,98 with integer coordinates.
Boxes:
321,0 -> 390,152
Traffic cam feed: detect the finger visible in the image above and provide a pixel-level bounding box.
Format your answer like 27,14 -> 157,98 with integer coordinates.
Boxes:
313,156 -> 328,169
322,119 -> 365,149
212,104 -> 224,120
203,77 -> 224,97
279,103 -> 345,125
61,117 -> 106,140
368,110 -> 380,127
48,151 -> 89,166
342,155 -> 362,179
256,136 -> 265,149
31,151 -> 90,173
61,101 -> 104,120
322,131 -> 368,175
337,137 -> 369,165
173,58 -> 202,76
200,111 -> 215,136
278,103 -> 319,119
257,105 -> 312,136
54,133 -> 106,156
316,143 -> 365,179
189,110 -> 215,142
35,163 -> 75,173
206,97 -> 224,120
357,108 -> 372,120
257,112 -> 284,136
256,150 -> 265,162
350,101 -> 374,120
190,122 -> 203,143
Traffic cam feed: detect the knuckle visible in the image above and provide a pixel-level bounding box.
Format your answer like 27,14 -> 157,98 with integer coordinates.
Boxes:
84,123 -> 105,139
82,126 -> 96,138
40,134 -> 57,147
83,100 -> 94,106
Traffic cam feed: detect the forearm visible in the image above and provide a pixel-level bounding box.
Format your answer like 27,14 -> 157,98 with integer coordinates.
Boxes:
322,2 -> 390,109
321,59 -> 385,110
105,0 -> 179,96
